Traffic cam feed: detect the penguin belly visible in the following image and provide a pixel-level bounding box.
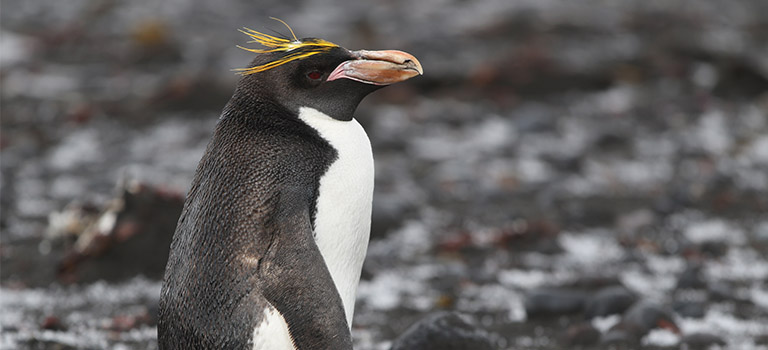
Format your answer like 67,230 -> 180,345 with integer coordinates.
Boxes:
298,106 -> 374,326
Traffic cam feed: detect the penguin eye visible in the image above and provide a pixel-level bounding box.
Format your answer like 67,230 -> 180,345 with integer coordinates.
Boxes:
307,71 -> 322,80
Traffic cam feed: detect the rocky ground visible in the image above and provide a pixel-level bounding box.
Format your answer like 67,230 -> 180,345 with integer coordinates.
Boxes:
2,0 -> 768,349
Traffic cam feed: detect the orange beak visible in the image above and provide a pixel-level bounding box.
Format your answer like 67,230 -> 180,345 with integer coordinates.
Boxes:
327,49 -> 423,85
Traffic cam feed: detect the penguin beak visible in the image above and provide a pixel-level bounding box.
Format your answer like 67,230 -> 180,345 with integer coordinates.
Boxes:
327,49 -> 423,85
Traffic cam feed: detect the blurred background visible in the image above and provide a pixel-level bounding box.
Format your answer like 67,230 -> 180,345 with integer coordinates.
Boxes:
2,0 -> 768,349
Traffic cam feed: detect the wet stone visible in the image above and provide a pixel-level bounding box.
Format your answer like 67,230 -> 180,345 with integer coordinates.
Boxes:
563,322 -> 600,346
676,264 -> 707,290
524,288 -> 587,318
620,301 -> 679,337
22,339 -> 78,350
567,276 -> 624,290
601,322 -> 643,346
756,333 -> 768,345
673,300 -> 707,319
699,241 -> 729,258
707,281 -> 745,302
40,316 -> 67,331
681,332 -> 726,349
584,285 -> 637,319
390,312 -> 495,350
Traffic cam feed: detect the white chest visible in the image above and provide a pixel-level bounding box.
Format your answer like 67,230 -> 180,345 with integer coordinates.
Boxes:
251,305 -> 295,350
297,107 -> 374,327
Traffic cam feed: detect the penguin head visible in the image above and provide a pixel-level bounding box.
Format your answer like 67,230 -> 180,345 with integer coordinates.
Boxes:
233,30 -> 423,121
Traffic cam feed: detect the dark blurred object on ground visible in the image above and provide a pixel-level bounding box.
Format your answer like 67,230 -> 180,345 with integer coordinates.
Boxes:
56,180 -> 182,283
602,301 -> 679,345
524,288 -> 587,317
389,312 -> 496,350
1,180 -> 182,287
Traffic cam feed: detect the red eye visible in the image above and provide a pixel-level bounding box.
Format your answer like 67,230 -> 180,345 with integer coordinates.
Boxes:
307,71 -> 322,80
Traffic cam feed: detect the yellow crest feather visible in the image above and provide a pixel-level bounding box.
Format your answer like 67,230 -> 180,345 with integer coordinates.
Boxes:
233,20 -> 339,75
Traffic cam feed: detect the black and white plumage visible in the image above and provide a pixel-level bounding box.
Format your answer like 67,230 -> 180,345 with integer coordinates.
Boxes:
158,28 -> 422,350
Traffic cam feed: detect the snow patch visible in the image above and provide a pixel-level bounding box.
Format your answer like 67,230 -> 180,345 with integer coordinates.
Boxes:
47,129 -> 102,171
643,328 -> 680,347
684,219 -> 746,245
457,284 -> 526,321
706,248 -> 768,281
748,135 -> 768,165
680,308 -> 768,343
559,231 -> 625,266
592,314 -> 621,333
356,271 -> 428,311
688,110 -> 732,156
621,268 -> 677,299
0,31 -> 32,66
498,269 -> 572,289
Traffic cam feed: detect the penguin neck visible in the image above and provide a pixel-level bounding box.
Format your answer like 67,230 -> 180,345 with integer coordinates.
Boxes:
297,107 -> 374,327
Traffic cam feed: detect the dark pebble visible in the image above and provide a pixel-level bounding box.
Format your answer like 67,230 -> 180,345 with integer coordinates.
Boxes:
24,339 -> 77,350
756,333 -> 768,345
673,300 -> 707,318
699,241 -> 728,258
707,281 -> 735,301
602,322 -> 643,346
602,300 -> 681,345
681,332 -> 726,349
707,281 -> 749,303
563,322 -> 600,346
567,276 -> 624,290
677,264 -> 707,290
535,238 -> 564,255
390,312 -> 495,350
40,316 -> 67,331
602,301 -> 679,345
622,301 -> 679,334
524,288 -> 587,318
584,285 -> 637,319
